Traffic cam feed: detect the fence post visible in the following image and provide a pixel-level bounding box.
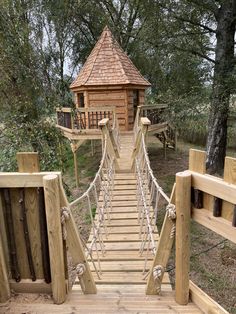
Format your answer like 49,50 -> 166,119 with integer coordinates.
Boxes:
17,152 -> 40,172
175,170 -> 191,305
43,174 -> 67,304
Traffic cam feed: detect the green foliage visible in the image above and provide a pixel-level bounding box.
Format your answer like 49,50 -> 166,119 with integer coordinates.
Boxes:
0,117 -> 68,172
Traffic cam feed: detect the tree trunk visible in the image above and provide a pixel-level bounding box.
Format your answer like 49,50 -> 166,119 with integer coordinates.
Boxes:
206,1 -> 236,174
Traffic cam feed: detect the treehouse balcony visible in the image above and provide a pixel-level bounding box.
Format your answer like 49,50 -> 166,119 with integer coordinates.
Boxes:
56,107 -> 118,141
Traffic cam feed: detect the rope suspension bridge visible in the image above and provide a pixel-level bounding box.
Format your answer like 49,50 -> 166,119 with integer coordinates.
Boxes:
0,107 -> 234,313
68,116 -> 172,290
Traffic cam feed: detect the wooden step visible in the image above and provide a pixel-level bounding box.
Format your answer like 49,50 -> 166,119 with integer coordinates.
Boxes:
89,260 -> 152,272
90,271 -> 170,285
88,233 -> 159,243
92,241 -> 157,251
88,250 -> 154,261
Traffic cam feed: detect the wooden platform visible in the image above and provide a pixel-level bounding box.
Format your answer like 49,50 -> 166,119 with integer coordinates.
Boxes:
1,132 -> 203,313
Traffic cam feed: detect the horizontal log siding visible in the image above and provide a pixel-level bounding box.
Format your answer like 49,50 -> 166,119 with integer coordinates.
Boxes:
87,90 -> 127,130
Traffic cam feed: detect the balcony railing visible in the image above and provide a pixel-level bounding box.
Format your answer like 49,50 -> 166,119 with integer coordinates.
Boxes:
56,107 -> 116,131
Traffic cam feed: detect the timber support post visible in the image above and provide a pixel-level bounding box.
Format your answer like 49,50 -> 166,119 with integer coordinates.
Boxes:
59,180 -> 97,294
99,118 -> 120,169
43,174 -> 67,304
146,184 -> 176,295
175,171 -> 191,305
70,140 -> 86,188
132,117 -> 150,169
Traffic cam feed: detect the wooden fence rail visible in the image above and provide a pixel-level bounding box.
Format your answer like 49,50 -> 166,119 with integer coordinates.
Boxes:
0,153 -> 96,304
146,149 -> 236,313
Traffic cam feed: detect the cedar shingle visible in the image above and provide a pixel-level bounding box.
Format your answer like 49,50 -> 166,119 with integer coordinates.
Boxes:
70,26 -> 151,89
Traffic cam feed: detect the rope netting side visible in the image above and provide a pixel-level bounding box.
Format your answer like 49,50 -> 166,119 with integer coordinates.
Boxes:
69,136 -> 115,278
135,133 -> 173,277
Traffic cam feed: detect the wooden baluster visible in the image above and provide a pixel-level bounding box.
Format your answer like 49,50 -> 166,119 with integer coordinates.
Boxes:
96,111 -> 98,128
88,111 -> 91,129
0,230 -> 10,302
213,197 -> 222,217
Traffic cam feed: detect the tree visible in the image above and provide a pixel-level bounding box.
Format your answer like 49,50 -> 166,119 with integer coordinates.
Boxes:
146,0 -> 236,173
205,1 -> 236,173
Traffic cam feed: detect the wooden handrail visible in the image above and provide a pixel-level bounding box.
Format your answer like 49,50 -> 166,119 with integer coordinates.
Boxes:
139,104 -> 168,110
56,106 -> 117,131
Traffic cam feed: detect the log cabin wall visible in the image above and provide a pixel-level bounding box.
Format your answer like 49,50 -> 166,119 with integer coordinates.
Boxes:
74,88 -> 146,131
126,88 -> 145,131
87,90 -> 127,130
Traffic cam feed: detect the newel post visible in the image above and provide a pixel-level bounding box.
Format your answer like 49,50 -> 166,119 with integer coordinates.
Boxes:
175,171 -> 191,305
131,117 -> 150,170
99,118 -> 119,169
43,174 -> 67,304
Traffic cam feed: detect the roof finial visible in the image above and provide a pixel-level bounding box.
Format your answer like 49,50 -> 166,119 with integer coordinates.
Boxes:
103,25 -> 111,32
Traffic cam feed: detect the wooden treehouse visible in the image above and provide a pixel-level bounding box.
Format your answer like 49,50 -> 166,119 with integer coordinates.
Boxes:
56,25 -> 151,139
69,25 -> 150,132
56,26 -> 176,184
0,117 -> 235,313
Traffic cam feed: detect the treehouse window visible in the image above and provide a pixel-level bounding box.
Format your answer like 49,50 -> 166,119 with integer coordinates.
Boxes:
78,93 -> 85,107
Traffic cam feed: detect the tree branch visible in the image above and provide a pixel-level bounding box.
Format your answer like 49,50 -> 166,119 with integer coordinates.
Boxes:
187,0 -> 219,17
176,15 -> 216,33
173,45 -> 216,63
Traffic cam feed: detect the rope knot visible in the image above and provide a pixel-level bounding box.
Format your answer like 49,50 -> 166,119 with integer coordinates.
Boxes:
166,203 -> 176,220
76,263 -> 86,277
61,207 -> 70,240
153,265 -> 164,294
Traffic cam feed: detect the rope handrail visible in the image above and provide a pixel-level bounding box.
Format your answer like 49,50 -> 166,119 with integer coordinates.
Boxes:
135,131 -> 173,276
141,135 -> 170,204
70,138 -> 109,207
69,135 -> 115,277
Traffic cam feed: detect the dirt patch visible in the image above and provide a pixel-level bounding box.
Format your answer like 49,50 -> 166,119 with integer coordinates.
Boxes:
148,136 -> 236,313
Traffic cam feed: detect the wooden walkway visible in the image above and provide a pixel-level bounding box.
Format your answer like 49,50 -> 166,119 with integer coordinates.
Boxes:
87,132 -> 165,287
1,133 -> 203,313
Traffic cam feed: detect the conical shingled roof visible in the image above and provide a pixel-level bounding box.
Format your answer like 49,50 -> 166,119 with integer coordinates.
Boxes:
70,26 -> 151,89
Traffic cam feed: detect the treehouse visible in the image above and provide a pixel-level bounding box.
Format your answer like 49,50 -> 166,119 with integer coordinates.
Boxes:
56,27 -> 175,186
57,26 -> 150,134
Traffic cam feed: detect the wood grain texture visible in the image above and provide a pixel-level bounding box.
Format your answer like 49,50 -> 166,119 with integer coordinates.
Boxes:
10,188 -> 30,279
17,152 -> 40,173
17,152 -> 43,279
222,157 -> 236,223
189,281 -> 229,314
43,174 -> 66,304
0,231 -> 10,302
0,194 -> 9,276
146,184 -> 176,295
175,171 -> 191,305
189,149 -> 206,174
59,178 -> 97,294
192,207 -> 236,244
